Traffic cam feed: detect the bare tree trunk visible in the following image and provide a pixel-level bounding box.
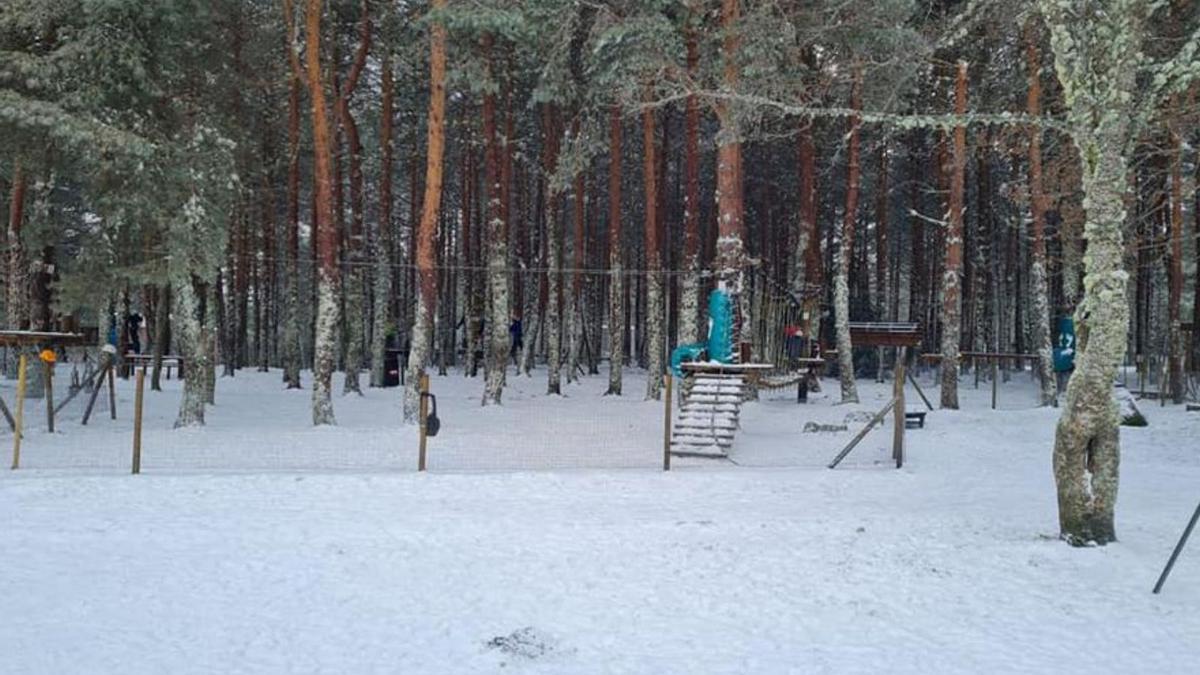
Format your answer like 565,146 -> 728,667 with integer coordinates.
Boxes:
7,159 -> 28,338
403,0 -> 447,423
1026,19 -> 1057,406
606,106 -> 625,395
834,67 -> 862,403
1167,119 -> 1184,403
939,62 -> 968,410
1041,0 -> 1141,546
679,24 -> 702,348
482,33 -> 510,406
304,0 -> 339,425
151,285 -> 171,391
545,105 -> 564,395
643,92 -> 664,400
173,277 -> 207,427
875,142 -> 889,382
282,0 -> 304,389
371,51 -> 395,388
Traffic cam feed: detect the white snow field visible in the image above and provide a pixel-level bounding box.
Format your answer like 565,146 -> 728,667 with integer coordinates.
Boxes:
1,367 -> 1198,674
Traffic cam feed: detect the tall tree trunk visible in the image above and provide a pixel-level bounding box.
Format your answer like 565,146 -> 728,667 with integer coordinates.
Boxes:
834,67 -> 862,403
282,0 -> 303,389
643,92 -> 664,400
336,1 -> 371,395
679,24 -> 703,348
545,105 -> 564,395
1041,0 -> 1141,546
606,106 -> 625,395
1026,19 -> 1057,406
482,33 -> 510,406
370,51 -> 395,388
341,105 -> 366,395
403,0 -> 447,423
6,159 -> 27,344
567,122 -> 586,385
875,143 -> 890,382
800,121 -> 821,354
304,0 -> 339,425
939,61 -> 968,409
715,0 -> 745,324
151,285 -> 171,392
1167,121 -> 1184,403
173,277 -> 207,427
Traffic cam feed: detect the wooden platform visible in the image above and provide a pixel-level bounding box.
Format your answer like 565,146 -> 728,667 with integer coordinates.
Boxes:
0,331 -> 89,347
848,322 -> 922,347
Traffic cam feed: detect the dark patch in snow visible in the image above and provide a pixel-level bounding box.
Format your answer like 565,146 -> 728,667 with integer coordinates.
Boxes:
803,422 -> 848,433
486,627 -> 559,662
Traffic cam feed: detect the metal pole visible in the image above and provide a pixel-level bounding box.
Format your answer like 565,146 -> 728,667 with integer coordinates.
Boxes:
1153,500 -> 1200,594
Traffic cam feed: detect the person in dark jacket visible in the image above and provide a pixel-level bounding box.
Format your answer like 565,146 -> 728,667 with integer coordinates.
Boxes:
509,314 -> 523,365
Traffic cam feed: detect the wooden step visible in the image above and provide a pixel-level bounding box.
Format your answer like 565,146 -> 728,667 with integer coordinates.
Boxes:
674,420 -> 738,431
672,429 -> 736,440
685,393 -> 745,402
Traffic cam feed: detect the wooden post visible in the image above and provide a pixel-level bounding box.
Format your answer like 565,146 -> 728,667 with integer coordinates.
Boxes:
44,359 -> 55,433
108,362 -> 117,419
82,361 -> 110,425
0,395 -> 14,431
11,355 -> 27,470
132,369 -> 145,475
828,398 -> 897,469
663,373 -> 673,471
991,360 -> 998,410
894,362 -> 906,469
906,370 -> 935,411
417,372 -> 429,472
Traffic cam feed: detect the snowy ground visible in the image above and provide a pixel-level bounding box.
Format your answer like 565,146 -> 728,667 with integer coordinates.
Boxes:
1,365 -> 1198,673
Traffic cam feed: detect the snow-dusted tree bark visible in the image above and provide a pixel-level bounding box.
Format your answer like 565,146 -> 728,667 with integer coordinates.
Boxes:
544,106 -> 564,396
151,285 -> 171,392
281,0 -> 304,390
1039,0 -> 1158,545
606,105 -> 624,396
1026,19 -> 1057,407
567,158 -> 585,385
678,22 -> 702,347
482,33 -> 509,406
335,1 -> 371,396
834,68 -> 861,404
1167,121 -> 1184,403
939,62 -> 967,410
6,159 -> 28,333
403,0 -> 446,423
173,276 -> 207,427
643,97 -> 664,400
370,50 -> 395,389
714,0 -> 746,354
304,0 -> 339,425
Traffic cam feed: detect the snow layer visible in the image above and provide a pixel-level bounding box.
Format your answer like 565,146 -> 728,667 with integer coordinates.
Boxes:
1,368 -> 1198,673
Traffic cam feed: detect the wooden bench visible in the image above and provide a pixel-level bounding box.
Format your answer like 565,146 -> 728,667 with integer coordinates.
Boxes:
905,410 -> 926,429
125,353 -> 184,379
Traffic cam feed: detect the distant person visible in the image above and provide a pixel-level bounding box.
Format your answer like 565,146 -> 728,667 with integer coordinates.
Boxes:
126,313 -> 142,354
509,315 -> 523,365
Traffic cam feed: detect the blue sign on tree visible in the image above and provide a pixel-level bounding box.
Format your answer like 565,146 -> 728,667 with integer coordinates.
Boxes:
1053,317 -> 1075,372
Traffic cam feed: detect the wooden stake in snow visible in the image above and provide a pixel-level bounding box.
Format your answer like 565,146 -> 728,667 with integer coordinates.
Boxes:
11,354 -> 27,470
418,373 -> 430,472
662,374 -> 673,471
1153,501 -> 1200,594
132,369 -> 145,475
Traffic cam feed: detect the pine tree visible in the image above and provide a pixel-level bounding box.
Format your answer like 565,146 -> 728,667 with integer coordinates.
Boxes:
403,0 -> 447,424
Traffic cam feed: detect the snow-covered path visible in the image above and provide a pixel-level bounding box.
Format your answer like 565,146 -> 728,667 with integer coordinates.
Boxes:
1,370 -> 1198,673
